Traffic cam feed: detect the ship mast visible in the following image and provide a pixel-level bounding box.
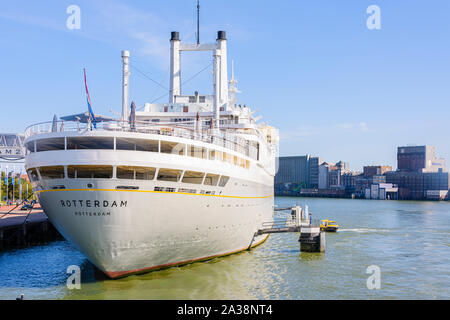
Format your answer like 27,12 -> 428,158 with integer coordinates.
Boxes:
196,0 -> 200,45
229,60 -> 239,107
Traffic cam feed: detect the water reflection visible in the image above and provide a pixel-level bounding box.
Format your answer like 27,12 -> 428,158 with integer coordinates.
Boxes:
299,252 -> 325,261
62,246 -> 286,300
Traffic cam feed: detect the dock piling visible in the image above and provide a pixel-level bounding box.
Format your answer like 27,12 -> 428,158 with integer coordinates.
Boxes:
298,227 -> 326,253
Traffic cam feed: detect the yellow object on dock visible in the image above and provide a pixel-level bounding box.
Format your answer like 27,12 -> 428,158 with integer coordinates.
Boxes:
320,219 -> 339,232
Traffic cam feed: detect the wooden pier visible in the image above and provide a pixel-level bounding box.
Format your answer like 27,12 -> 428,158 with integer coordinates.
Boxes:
0,206 -> 62,249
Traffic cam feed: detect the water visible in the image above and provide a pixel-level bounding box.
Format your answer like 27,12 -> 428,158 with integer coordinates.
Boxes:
0,197 -> 449,299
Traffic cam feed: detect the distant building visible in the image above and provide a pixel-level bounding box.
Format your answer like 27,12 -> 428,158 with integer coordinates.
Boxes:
386,145 -> 449,200
275,155 -> 322,192
350,165 -> 392,196
308,156 -> 321,189
365,183 -> 398,200
275,156 -> 309,186
397,145 -> 445,173
363,165 -> 392,177
328,169 -> 343,189
318,162 -> 330,189
0,133 -> 25,160
386,170 -> 449,200
372,175 -> 386,184
341,171 -> 360,188
425,190 -> 448,201
335,161 -> 348,172
317,160 -> 349,190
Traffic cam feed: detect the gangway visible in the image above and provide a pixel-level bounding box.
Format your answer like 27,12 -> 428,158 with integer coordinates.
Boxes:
255,205 -> 325,252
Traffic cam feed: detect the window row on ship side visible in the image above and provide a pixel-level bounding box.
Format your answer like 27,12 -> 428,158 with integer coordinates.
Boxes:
25,136 -> 259,169
26,165 -> 230,188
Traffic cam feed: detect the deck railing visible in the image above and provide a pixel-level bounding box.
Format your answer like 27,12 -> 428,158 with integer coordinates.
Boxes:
24,119 -> 266,160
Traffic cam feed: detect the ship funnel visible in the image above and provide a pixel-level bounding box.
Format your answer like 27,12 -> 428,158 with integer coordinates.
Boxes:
216,31 -> 228,105
217,31 -> 226,40
170,31 -> 181,103
171,31 -> 179,41
213,31 -> 228,130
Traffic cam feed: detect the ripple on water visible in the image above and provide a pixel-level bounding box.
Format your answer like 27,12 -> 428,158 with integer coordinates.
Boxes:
1,197 -> 450,299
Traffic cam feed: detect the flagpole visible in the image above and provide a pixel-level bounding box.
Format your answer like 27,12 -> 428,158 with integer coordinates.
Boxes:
12,165 -> 15,204
19,170 -> 22,202
0,164 -> 2,205
5,165 -> 8,205
84,68 -> 97,129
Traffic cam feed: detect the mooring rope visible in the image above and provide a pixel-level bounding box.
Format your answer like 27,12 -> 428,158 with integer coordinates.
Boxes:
0,193 -> 35,219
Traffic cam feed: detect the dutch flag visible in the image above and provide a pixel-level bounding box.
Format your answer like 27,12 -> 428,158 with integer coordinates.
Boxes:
84,68 -> 97,128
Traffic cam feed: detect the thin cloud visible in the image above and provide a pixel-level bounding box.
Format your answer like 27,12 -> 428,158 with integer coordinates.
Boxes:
336,122 -> 368,132
0,1 -> 176,69
0,9 -> 65,31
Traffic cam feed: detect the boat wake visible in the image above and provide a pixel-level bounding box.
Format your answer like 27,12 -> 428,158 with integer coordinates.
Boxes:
338,228 -> 390,233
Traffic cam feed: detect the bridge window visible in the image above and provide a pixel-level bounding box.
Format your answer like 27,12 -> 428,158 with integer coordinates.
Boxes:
189,145 -> 207,159
116,138 -> 158,152
135,167 -> 156,180
223,152 -> 232,164
67,137 -> 114,150
116,166 -> 134,179
116,166 -> 156,180
157,168 -> 182,182
36,138 -> 65,152
68,165 -> 113,179
218,176 -> 230,187
26,168 -> 39,182
26,141 -> 35,153
209,150 -> 222,160
182,171 -> 204,184
161,141 -> 185,155
204,173 -> 220,186
39,166 -> 65,179
239,158 -> 246,168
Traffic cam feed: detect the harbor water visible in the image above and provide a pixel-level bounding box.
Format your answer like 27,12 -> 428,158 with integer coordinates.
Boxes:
0,197 -> 449,299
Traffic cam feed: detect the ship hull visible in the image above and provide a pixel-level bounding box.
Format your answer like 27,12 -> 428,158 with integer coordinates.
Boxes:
37,184 -> 272,278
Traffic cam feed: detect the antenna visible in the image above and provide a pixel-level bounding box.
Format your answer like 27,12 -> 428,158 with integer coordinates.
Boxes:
196,0 -> 200,45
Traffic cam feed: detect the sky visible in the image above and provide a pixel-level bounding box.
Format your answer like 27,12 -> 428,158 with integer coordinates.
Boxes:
0,0 -> 449,171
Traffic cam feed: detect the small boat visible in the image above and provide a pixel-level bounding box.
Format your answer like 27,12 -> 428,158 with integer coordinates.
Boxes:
320,219 -> 339,232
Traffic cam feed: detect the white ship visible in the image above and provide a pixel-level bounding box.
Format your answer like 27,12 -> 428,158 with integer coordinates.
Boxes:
24,29 -> 278,278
